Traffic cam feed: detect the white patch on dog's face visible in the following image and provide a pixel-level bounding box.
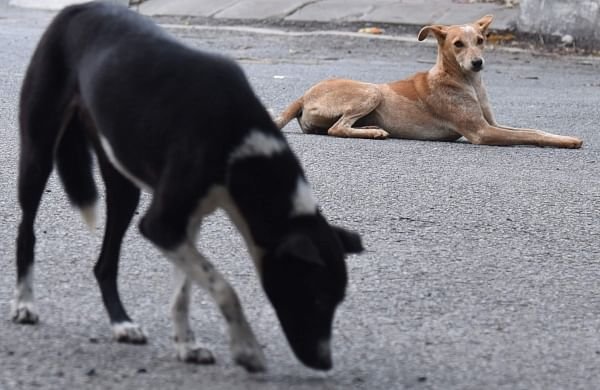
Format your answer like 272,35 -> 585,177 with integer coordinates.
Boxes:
291,177 -> 317,216
462,25 -> 476,35
99,136 -> 153,192
229,130 -> 287,163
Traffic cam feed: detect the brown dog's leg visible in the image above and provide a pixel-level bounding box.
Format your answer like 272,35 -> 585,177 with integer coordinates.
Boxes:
326,94 -> 389,139
468,124 -> 582,148
328,121 -> 389,139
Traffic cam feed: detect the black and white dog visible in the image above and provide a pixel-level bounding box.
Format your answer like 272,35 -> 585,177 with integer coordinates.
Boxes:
12,2 -> 362,372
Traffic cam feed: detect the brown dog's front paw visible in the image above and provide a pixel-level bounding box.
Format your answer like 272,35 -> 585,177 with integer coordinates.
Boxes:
358,126 -> 389,139
373,129 -> 389,139
564,137 -> 583,149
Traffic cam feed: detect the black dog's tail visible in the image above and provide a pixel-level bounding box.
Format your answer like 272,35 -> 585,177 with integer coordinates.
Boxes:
55,113 -> 98,230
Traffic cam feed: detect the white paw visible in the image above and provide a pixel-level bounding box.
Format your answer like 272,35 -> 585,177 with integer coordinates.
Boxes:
373,129 -> 389,139
11,300 -> 39,324
176,343 -> 216,364
231,339 -> 267,373
112,322 -> 147,344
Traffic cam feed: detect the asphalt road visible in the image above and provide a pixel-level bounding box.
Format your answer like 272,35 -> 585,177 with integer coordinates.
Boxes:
1,5 -> 600,390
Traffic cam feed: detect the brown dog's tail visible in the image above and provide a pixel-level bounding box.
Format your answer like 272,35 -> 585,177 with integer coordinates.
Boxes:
274,97 -> 303,130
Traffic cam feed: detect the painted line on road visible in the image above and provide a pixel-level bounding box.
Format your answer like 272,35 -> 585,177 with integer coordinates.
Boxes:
160,23 -> 432,45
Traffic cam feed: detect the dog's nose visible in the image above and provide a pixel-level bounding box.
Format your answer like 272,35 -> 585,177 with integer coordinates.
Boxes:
471,58 -> 483,71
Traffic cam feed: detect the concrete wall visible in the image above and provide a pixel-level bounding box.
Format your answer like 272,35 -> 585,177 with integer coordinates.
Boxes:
518,0 -> 600,47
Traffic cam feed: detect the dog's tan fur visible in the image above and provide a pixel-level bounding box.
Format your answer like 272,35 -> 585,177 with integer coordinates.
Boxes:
276,16 -> 582,148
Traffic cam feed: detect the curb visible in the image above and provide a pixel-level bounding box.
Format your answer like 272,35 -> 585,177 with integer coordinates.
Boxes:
7,0 -> 600,52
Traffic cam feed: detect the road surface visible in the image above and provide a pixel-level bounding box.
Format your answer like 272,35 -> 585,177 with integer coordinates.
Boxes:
1,5 -> 600,390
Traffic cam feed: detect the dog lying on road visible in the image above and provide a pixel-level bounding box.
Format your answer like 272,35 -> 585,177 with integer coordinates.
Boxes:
276,16 -> 583,149
12,2 -> 363,372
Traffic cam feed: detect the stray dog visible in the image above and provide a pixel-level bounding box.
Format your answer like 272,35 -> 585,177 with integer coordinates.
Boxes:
276,15 -> 583,149
12,2 -> 362,373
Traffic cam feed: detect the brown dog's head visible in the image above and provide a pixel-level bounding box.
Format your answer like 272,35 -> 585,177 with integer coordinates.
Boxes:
418,15 -> 494,74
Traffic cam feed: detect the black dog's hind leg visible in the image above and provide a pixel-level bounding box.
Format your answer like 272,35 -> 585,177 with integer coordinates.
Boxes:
12,137 -> 54,324
55,106 -> 143,343
95,150 -> 146,343
12,61 -> 74,324
12,11 -> 81,324
13,97 -> 72,324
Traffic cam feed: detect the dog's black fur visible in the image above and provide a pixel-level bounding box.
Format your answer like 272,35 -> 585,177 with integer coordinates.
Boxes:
13,2 -> 362,372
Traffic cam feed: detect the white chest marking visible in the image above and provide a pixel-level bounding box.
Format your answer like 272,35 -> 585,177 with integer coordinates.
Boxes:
291,177 -> 318,216
188,186 -> 265,272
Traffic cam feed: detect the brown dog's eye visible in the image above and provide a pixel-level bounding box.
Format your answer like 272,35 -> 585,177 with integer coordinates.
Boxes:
477,37 -> 484,45
454,40 -> 464,48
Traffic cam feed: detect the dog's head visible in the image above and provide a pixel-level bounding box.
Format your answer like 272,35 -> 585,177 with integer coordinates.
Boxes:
418,15 -> 494,74
261,214 -> 363,370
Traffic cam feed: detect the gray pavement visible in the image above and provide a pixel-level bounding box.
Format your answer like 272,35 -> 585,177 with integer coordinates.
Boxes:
1,1 -> 600,390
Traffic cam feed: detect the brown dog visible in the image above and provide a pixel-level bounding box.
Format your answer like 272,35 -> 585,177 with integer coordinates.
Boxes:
275,16 -> 582,148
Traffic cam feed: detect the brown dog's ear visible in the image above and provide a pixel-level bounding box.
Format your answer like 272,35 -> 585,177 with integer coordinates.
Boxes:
417,25 -> 448,42
474,15 -> 494,33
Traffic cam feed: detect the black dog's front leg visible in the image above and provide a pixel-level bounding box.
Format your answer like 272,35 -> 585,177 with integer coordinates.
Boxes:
138,176 -> 267,372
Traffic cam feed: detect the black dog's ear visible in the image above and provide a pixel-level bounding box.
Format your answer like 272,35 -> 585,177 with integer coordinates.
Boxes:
332,226 -> 364,254
276,234 -> 324,267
